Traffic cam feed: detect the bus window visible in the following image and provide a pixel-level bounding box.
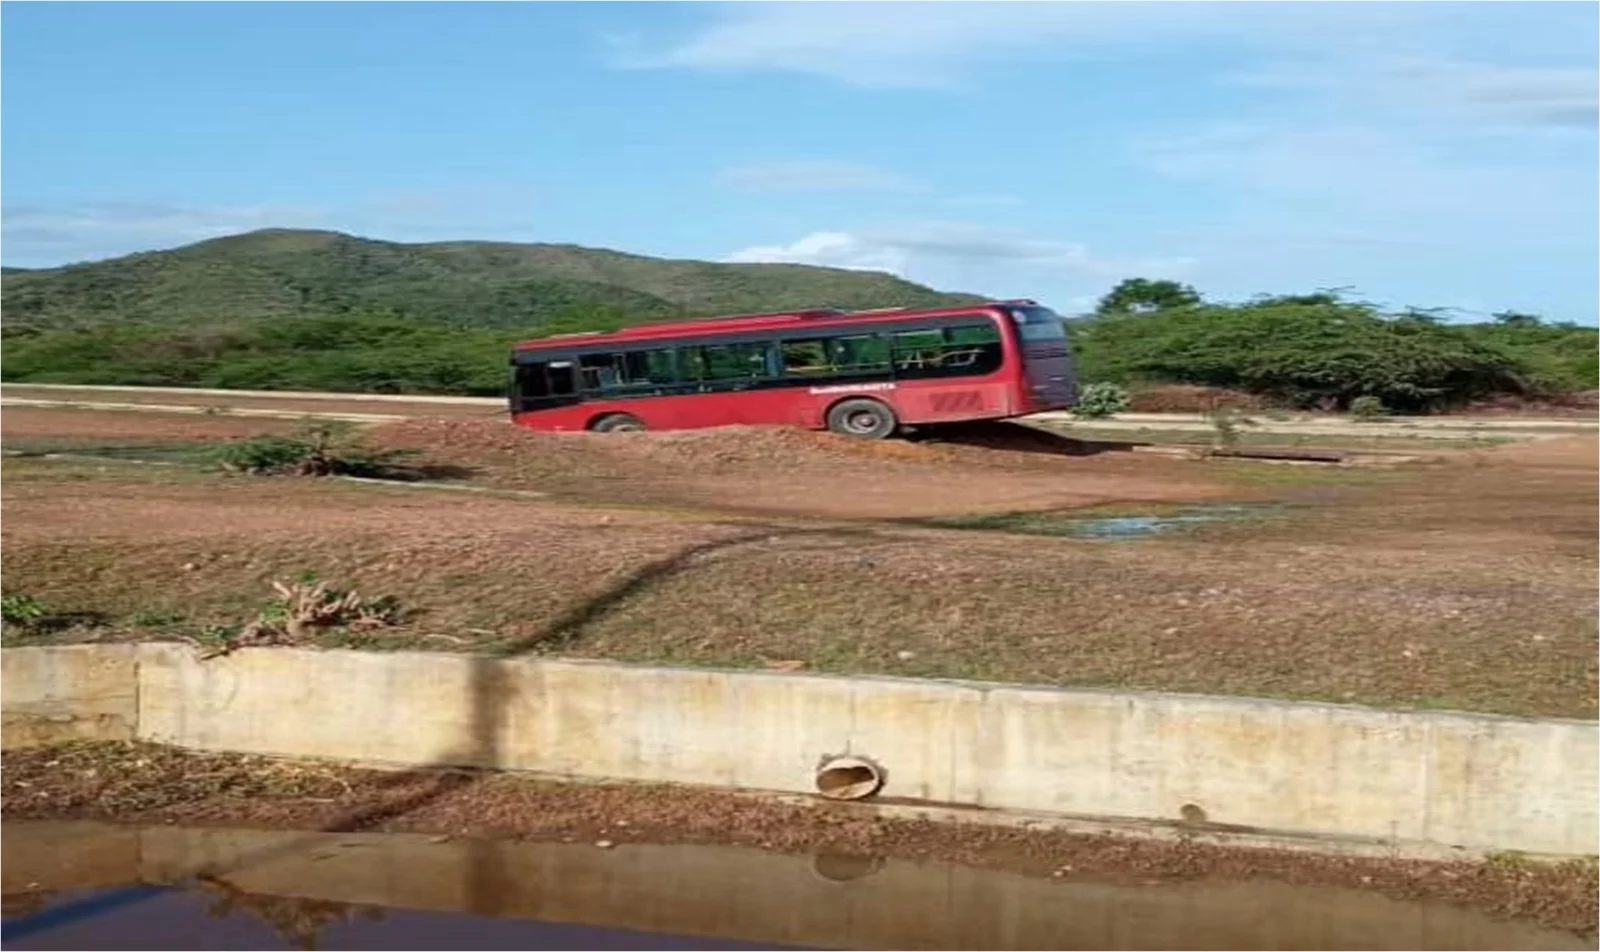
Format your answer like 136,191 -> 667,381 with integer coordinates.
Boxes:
547,361 -> 577,395
890,329 -> 946,371
686,343 -> 772,382
892,323 -> 1002,378
622,349 -> 678,386
517,363 -> 551,400
830,334 -> 891,373
516,360 -> 579,409
580,354 -> 623,391
780,339 -> 834,376
942,323 -> 1003,370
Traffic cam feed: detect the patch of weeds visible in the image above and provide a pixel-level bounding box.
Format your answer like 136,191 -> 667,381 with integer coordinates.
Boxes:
1204,406 -> 1259,455
1349,395 -> 1388,421
130,608 -> 185,629
1069,382 -> 1132,419
204,575 -> 407,657
199,623 -> 242,645
3,593 -> 46,626
212,420 -> 420,479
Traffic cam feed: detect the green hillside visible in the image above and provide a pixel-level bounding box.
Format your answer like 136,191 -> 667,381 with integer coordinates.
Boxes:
1,228 -> 979,330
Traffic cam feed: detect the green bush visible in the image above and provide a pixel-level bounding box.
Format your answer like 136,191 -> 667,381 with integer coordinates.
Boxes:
2,594 -> 45,626
213,420 -> 416,477
1349,395 -> 1387,420
213,435 -> 313,473
1070,295 -> 1547,412
1070,382 -> 1132,419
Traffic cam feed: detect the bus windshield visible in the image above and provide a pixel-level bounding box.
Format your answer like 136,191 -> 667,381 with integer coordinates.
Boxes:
1006,305 -> 1068,342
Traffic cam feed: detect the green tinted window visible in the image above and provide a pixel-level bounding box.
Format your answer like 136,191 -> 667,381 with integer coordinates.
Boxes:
831,334 -> 891,371
622,349 -> 677,386
780,339 -> 835,375
686,343 -> 772,381
891,321 -> 1004,378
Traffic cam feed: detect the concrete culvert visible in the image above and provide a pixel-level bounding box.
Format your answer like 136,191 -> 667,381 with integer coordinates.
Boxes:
815,755 -> 884,801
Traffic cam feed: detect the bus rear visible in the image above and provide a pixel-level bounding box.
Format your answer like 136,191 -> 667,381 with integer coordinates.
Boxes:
1001,302 -> 1078,413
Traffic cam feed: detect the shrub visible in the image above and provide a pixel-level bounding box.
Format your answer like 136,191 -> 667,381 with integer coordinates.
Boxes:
1349,395 -> 1388,420
1070,382 -> 1132,419
214,435 -> 312,473
1069,294 -> 1537,412
2,594 -> 44,626
213,420 -> 416,478
1206,406 -> 1258,454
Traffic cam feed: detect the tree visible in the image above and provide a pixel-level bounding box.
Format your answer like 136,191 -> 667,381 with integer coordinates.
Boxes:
1095,278 -> 1201,316
1493,311 -> 1544,328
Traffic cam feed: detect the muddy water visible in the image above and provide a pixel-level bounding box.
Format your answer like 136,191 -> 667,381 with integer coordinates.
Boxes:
1,822 -> 1587,951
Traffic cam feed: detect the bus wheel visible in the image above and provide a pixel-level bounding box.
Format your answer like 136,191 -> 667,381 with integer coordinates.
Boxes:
826,399 -> 898,439
591,413 -> 646,433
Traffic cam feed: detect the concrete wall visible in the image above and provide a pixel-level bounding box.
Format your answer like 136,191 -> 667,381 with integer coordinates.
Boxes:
1,643 -> 138,747
5,643 -> 1597,858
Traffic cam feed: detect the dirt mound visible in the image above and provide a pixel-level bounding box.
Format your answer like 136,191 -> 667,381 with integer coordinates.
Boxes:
370,419 -> 948,478
603,425 -> 941,468
366,417 -> 1225,519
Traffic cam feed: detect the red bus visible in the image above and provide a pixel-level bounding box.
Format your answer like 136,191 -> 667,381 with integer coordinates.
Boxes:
508,300 -> 1077,438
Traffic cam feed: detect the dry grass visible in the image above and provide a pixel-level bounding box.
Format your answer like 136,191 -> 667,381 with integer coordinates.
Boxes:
2,424 -> 1594,716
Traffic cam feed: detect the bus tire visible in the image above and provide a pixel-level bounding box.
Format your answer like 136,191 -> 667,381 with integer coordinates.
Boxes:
826,398 -> 898,439
590,413 -> 646,433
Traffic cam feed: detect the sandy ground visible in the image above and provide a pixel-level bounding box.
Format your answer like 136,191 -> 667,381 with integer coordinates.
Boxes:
2,407 -> 299,443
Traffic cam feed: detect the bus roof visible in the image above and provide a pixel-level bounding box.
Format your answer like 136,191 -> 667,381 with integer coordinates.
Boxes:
513,301 -> 1028,352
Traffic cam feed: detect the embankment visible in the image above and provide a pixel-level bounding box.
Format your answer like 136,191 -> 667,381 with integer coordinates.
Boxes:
3,643 -> 1595,860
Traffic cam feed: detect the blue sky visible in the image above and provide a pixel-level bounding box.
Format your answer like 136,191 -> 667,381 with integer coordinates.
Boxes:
3,1 -> 1596,321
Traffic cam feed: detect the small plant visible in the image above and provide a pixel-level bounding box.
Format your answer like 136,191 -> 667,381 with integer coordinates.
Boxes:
1205,406 -> 1258,454
1349,395 -> 1388,421
1070,382 -> 1132,420
2,594 -> 45,626
212,420 -> 415,478
214,435 -> 311,474
202,576 -> 404,657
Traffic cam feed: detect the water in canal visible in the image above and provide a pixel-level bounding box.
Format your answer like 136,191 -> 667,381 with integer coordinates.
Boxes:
2,821 -> 1587,951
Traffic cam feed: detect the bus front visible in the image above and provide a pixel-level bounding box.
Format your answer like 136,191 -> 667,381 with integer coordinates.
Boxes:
1003,303 -> 1077,413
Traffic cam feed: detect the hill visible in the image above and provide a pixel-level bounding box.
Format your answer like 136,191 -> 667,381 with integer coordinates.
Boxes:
0,229 -> 980,330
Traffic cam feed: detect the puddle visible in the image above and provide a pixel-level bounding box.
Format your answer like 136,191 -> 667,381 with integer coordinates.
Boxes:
924,503 -> 1285,540
2,822 -> 1588,951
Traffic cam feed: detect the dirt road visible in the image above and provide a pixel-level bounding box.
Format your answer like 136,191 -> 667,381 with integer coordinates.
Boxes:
4,383 -> 1590,439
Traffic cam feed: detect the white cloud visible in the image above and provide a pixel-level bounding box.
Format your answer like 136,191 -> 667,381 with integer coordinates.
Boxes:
718,160 -> 914,192
609,2 -> 1486,90
1233,56 -> 1598,131
725,221 -> 1194,286
727,231 -> 910,272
